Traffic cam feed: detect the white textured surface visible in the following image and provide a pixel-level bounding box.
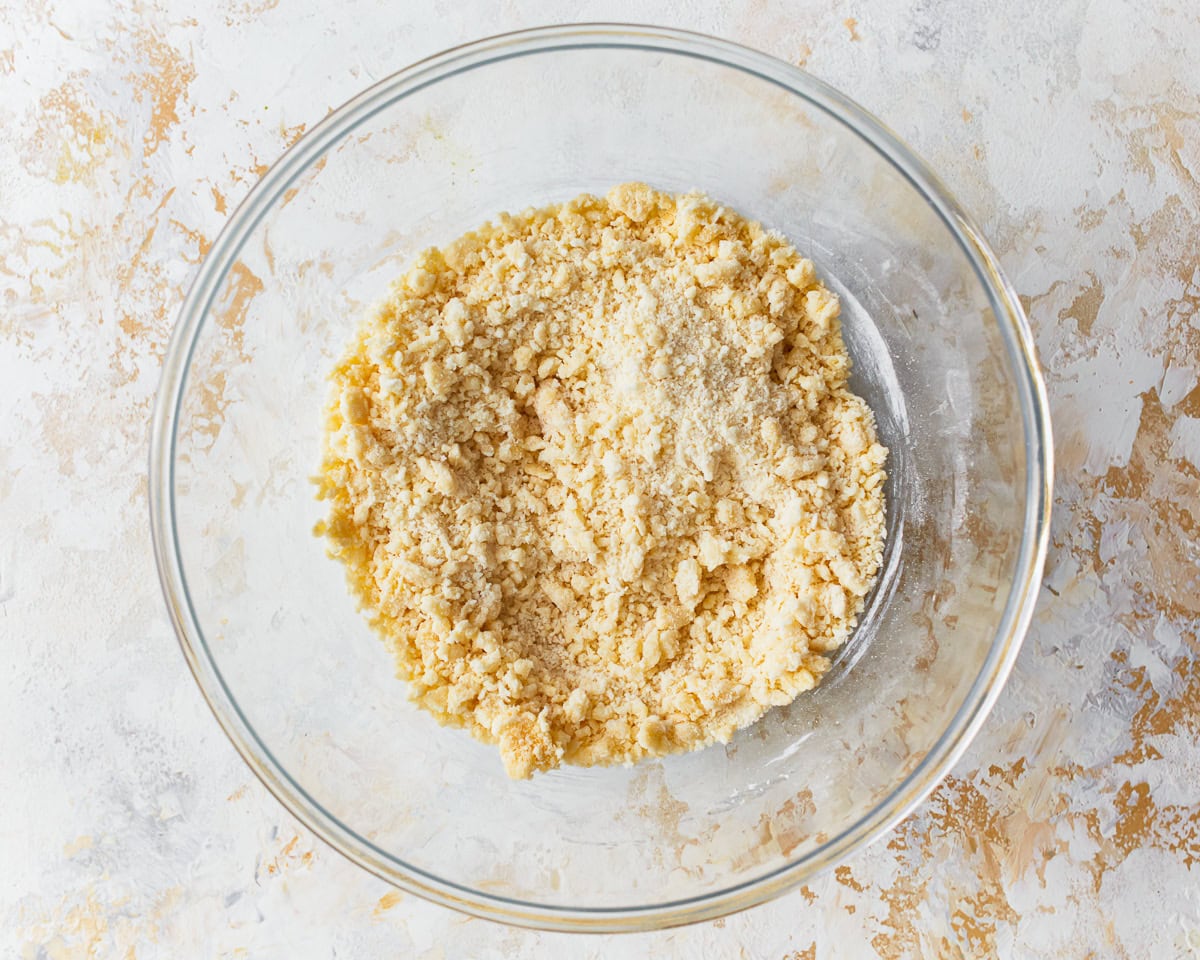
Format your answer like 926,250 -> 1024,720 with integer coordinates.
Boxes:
3,1 -> 1199,957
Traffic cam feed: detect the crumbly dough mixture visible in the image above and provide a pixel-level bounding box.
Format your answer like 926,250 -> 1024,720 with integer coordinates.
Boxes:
317,183 -> 887,778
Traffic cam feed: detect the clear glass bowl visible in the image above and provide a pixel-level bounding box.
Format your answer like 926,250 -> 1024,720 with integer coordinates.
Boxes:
150,25 -> 1052,931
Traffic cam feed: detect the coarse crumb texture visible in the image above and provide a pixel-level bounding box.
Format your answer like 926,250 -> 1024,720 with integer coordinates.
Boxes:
317,183 -> 888,778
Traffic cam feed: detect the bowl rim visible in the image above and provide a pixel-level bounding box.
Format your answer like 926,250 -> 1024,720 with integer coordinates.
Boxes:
149,22 -> 1054,933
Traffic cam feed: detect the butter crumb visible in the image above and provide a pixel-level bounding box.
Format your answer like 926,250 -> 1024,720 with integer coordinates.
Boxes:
318,184 -> 887,778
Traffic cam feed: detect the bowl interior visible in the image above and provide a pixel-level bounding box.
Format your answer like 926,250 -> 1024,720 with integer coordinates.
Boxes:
162,30 -> 1039,924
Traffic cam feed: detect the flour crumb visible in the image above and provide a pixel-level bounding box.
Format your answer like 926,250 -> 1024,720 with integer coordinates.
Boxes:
317,183 -> 888,778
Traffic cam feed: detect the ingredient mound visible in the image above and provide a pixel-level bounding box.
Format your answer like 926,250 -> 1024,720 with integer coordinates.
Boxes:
317,183 -> 887,778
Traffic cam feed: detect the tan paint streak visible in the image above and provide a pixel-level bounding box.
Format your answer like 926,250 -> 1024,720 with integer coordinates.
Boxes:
261,832 -> 315,878
63,835 -> 94,857
1178,381 -> 1200,419
951,887 -> 1018,958
871,844 -> 928,960
182,262 -> 262,445
126,31 -> 197,157
373,891 -> 404,916
281,120 -> 308,146
1058,272 -> 1104,337
24,79 -> 117,185
17,886 -> 183,958
125,187 -> 177,269
216,262 -> 262,351
1130,194 -> 1194,255
1075,778 -> 1200,876
834,864 -> 865,892
32,392 -> 87,477
629,765 -> 713,873
1076,205 -> 1108,232
762,788 -> 816,857
843,17 -> 861,41
1113,782 -> 1157,855
168,217 -> 212,263
873,769 -> 1025,958
1096,98 -> 1200,193
1101,391 -> 1200,618
1162,253 -> 1200,413
1114,643 -> 1200,767
224,0 -> 282,25
112,186 -> 178,344
927,776 -> 1009,873
926,777 -> 1012,950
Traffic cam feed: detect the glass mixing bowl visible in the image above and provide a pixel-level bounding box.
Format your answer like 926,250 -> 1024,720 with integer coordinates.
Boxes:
149,24 -> 1052,931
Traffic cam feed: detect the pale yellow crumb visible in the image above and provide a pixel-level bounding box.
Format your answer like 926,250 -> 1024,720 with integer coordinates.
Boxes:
317,182 -> 888,779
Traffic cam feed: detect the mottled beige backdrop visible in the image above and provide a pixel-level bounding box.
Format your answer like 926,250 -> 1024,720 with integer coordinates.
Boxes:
2,1 -> 1198,957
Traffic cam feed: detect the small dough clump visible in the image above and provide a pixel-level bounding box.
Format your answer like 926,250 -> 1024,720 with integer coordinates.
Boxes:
317,183 -> 887,778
